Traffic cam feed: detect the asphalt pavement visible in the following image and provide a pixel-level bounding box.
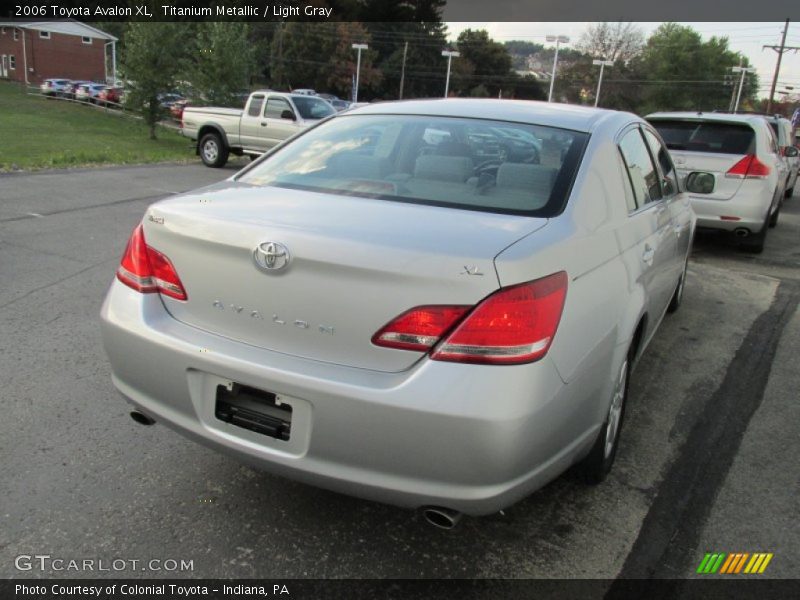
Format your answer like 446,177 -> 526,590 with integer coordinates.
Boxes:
1,162 -> 798,581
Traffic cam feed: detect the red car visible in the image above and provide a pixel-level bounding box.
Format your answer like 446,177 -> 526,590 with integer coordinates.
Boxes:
170,99 -> 188,121
98,87 -> 124,107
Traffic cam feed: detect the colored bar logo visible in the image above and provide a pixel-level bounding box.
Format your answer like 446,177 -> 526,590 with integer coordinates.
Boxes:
696,552 -> 773,574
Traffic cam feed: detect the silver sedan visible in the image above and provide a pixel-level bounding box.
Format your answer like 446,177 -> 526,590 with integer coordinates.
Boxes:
101,99 -> 695,526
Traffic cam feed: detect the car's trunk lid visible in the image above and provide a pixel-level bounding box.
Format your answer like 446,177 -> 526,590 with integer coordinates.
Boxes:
143,183 -> 547,372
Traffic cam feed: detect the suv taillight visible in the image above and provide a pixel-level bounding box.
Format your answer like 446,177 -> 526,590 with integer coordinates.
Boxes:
116,224 -> 187,300
372,272 -> 568,365
726,154 -> 770,179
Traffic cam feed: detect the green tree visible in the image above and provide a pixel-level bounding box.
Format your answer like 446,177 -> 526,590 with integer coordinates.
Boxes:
637,23 -> 756,114
122,23 -> 186,139
454,29 -> 513,97
186,23 -> 255,107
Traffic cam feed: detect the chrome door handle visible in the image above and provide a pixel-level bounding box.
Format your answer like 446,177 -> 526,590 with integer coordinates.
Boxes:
642,245 -> 655,264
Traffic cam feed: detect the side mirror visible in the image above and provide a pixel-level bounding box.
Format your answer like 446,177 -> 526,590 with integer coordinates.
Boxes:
280,109 -> 296,121
685,171 -> 715,195
784,146 -> 799,158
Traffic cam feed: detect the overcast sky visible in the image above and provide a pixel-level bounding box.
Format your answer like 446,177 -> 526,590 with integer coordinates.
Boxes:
446,22 -> 800,99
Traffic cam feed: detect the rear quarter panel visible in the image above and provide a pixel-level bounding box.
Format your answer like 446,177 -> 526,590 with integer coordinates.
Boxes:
494,125 -> 641,425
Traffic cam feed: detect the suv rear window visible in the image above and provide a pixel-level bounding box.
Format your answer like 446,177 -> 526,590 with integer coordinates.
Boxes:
237,114 -> 587,216
647,120 -> 755,155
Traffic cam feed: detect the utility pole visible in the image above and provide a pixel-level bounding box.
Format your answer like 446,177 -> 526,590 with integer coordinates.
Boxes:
764,19 -> 799,114
399,41 -> 408,99
442,49 -> 460,98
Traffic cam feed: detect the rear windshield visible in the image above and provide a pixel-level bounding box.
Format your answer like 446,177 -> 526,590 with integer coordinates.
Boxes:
648,119 -> 755,155
237,114 -> 587,216
292,96 -> 336,120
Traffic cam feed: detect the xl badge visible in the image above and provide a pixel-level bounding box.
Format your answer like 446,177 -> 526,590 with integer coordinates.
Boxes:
254,241 -> 291,272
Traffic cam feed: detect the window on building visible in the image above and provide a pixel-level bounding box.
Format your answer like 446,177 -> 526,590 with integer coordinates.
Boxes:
2,27 -> 7,35
82,36 -> 92,45
9,55 -> 15,69
39,31 -> 50,39
13,29 -> 19,41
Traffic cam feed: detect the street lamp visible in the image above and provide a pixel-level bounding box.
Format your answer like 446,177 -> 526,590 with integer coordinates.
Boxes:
442,50 -> 460,98
546,35 -> 569,103
351,43 -> 368,103
592,59 -> 614,107
731,66 -> 756,113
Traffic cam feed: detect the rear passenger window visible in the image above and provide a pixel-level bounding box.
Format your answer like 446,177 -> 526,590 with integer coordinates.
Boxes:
265,97 -> 292,119
247,95 -> 265,117
619,129 -> 662,208
643,129 -> 678,197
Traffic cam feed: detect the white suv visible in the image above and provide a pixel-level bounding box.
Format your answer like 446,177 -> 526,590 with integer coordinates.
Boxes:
765,115 -> 799,197
646,112 -> 788,253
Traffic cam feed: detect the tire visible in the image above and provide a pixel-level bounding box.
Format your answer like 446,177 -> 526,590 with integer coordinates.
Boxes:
768,202 -> 780,228
199,133 -> 229,168
578,348 -> 631,484
667,257 -> 688,314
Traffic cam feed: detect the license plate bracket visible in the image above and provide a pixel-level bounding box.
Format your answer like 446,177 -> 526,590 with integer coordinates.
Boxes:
215,383 -> 292,441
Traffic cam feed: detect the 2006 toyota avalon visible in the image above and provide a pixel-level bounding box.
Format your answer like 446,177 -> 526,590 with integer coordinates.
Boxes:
100,99 -> 695,527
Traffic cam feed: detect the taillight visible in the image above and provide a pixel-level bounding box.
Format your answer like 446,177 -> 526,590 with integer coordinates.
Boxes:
116,224 -> 187,300
725,154 -> 770,179
372,306 -> 470,352
372,272 -> 568,365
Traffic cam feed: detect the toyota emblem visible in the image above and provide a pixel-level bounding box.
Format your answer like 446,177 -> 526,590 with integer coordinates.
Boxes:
254,241 -> 291,272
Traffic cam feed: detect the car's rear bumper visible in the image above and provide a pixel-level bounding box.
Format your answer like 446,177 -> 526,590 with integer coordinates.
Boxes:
689,183 -> 773,232
100,281 -> 600,515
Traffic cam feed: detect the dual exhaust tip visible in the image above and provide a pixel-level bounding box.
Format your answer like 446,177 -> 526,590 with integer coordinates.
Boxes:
129,410 -> 464,529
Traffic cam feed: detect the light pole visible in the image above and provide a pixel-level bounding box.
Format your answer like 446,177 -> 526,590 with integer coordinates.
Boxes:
351,43 -> 368,103
731,66 -> 756,113
592,59 -> 614,107
546,35 -> 569,103
442,49 -> 460,98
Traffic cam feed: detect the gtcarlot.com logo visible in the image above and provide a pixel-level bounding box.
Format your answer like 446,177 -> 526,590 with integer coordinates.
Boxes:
696,552 -> 773,574
14,554 -> 194,573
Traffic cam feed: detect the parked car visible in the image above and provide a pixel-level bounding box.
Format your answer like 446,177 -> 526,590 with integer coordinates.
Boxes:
63,80 -> 92,100
291,88 -> 316,96
181,90 -> 336,167
764,115 -> 799,197
330,99 -> 351,111
646,112 -> 787,253
170,98 -> 189,121
40,78 -> 72,97
101,99 -> 695,525
158,92 -> 185,110
75,83 -> 107,104
97,86 -> 124,107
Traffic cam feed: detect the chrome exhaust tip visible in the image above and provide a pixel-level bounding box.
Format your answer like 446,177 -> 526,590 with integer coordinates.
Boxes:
130,410 -> 156,426
422,506 -> 462,530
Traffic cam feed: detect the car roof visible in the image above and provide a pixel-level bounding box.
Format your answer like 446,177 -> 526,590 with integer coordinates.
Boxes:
344,98 -> 624,133
646,111 -> 769,128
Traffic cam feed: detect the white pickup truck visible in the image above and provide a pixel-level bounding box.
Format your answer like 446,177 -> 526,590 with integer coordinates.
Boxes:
181,91 -> 336,167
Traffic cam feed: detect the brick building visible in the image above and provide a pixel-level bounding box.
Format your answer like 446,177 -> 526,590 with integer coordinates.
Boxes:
0,21 -> 116,85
